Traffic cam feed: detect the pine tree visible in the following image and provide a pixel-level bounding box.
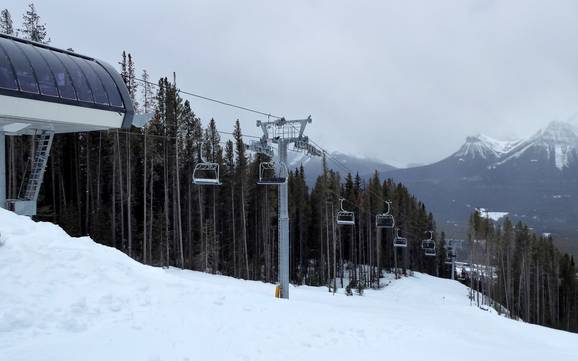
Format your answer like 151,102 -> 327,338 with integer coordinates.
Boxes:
0,9 -> 16,35
127,54 -> 139,111
20,3 -> 49,44
141,69 -> 155,114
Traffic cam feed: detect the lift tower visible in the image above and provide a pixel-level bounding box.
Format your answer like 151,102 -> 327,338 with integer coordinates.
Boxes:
249,116 -> 321,299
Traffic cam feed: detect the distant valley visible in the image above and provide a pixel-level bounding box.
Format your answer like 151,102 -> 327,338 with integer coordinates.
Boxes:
290,121 -> 578,258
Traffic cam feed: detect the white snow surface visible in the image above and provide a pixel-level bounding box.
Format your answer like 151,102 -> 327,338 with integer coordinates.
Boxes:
1,209 -> 578,361
478,208 -> 509,221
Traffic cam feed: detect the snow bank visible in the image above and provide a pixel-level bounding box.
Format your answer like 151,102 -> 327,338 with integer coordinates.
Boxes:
1,209 -> 577,361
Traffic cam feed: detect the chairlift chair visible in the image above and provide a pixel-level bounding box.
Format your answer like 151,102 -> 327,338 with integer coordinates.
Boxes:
393,228 -> 408,248
336,198 -> 355,225
193,163 -> 221,185
445,247 -> 455,264
425,248 -> 436,257
193,142 -> 222,186
376,201 -> 395,228
256,161 -> 287,185
421,231 -> 436,250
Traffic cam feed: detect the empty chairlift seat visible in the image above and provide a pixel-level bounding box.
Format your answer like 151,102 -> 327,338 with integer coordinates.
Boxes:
393,228 -> 408,248
393,236 -> 408,248
421,231 -> 436,256
193,163 -> 221,186
445,247 -> 455,264
376,214 -> 394,228
424,247 -> 436,256
336,198 -> 355,225
376,201 -> 394,228
257,161 -> 287,185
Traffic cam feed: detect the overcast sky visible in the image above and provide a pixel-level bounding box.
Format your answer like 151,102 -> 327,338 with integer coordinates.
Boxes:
5,0 -> 578,166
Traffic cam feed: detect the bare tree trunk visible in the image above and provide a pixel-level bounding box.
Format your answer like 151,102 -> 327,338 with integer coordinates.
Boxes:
96,133 -> 102,214
198,187 -> 205,270
325,203 -> 330,288
212,187 -> 217,273
148,157 -> 154,264
112,134 -> 116,247
143,131 -> 147,264
163,137 -> 170,267
85,136 -> 90,234
116,131 -> 125,251
231,185 -> 236,277
332,206 -> 337,294
127,132 -> 132,257
241,184 -> 249,279
175,132 -> 184,269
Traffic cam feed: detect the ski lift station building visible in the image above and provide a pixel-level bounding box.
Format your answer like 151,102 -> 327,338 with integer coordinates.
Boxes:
0,33 -> 134,215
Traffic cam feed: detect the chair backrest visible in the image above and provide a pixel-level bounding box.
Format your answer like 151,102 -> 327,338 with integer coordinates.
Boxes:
257,161 -> 287,185
376,214 -> 394,228
337,211 -> 355,225
393,236 -> 407,248
421,239 -> 435,250
193,163 -> 221,186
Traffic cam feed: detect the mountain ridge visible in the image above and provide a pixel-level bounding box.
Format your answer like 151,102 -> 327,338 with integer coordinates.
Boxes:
379,120 -> 578,258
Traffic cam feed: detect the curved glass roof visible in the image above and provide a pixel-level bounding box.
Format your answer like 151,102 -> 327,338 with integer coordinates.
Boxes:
0,34 -> 127,111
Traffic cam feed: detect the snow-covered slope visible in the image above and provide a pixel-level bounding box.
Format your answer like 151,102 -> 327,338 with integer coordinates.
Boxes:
1,209 -> 577,361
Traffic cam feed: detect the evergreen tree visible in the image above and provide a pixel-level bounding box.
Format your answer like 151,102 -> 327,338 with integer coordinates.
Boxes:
127,54 -> 139,111
20,3 -> 49,43
141,69 -> 155,114
0,9 -> 16,35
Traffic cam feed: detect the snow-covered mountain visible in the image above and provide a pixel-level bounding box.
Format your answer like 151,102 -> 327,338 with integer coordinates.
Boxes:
382,121 -> 578,258
449,121 -> 578,171
494,121 -> 578,171
452,134 -> 521,163
2,209 -> 577,360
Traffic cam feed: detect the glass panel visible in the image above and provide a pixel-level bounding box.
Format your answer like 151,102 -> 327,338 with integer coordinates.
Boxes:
73,57 -> 109,105
0,43 -> 18,90
17,43 -> 59,97
87,61 -> 124,107
40,50 -> 76,100
57,53 -> 94,102
0,39 -> 39,93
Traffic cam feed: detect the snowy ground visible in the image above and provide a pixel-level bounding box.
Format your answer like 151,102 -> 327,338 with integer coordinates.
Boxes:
1,209 -> 577,361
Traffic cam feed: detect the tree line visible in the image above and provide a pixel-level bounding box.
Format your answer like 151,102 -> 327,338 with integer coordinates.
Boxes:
466,210 -> 578,332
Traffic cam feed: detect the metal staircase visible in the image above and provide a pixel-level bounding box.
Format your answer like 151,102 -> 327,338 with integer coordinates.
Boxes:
23,131 -> 54,201
7,130 -> 54,216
